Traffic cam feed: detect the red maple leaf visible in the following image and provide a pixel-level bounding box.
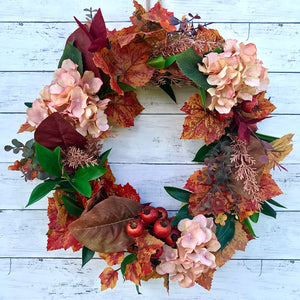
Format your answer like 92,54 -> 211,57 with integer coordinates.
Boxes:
125,260 -> 142,286
184,169 -> 211,193
181,94 -> 231,145
116,183 -> 141,203
99,252 -> 125,266
105,91 -> 144,127
259,173 -> 283,201
195,269 -> 216,291
99,267 -> 118,291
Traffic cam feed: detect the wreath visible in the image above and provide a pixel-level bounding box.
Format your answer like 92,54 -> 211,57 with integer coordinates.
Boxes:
5,1 -> 293,293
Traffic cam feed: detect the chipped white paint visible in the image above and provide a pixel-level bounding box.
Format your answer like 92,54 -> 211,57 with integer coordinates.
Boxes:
0,0 -> 299,299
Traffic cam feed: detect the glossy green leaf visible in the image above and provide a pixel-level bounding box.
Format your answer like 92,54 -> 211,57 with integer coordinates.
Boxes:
193,141 -> 217,162
243,218 -> 257,238
164,186 -> 191,203
82,246 -> 95,267
35,142 -> 62,177
99,149 -> 112,165
261,201 -> 277,218
266,199 -> 286,209
74,164 -> 107,182
199,87 -> 206,111
249,212 -> 259,223
24,102 -> 33,108
135,285 -> 142,295
216,214 -> 235,250
175,47 -> 211,90
58,41 -> 83,76
70,179 -> 92,198
121,254 -> 138,277
54,181 -> 75,192
26,179 -> 60,207
60,194 -> 84,216
118,82 -> 136,92
159,79 -> 176,103
255,132 -> 279,143
164,55 -> 178,68
147,54 -> 165,69
171,204 -> 193,226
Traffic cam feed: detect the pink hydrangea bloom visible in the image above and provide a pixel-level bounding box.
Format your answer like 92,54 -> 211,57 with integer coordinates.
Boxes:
198,39 -> 269,114
26,59 -> 110,138
156,214 -> 220,288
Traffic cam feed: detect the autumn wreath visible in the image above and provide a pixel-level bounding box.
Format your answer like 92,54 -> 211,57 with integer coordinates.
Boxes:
5,1 -> 293,293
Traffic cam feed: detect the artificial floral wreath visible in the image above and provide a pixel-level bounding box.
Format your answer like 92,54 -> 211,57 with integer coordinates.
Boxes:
5,1 -> 294,293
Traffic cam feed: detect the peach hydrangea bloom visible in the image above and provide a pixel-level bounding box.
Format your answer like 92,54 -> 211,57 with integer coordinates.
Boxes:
25,59 -> 110,138
156,214 -> 220,288
198,39 -> 269,114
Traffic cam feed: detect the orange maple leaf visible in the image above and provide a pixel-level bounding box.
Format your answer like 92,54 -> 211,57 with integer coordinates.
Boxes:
125,260 -> 142,286
94,41 -> 154,95
116,183 -> 141,203
181,94 -> 231,145
195,268 -> 216,291
135,231 -> 164,276
99,267 -> 118,291
215,221 -> 249,267
184,169 -> 211,193
105,91 -> 144,127
47,193 -> 82,252
17,121 -> 35,133
99,252 -> 125,266
259,173 -> 283,202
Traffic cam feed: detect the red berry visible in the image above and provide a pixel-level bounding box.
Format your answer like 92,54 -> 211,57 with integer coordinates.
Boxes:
216,110 -> 234,122
126,219 -> 144,237
156,207 -> 168,219
241,97 -> 258,113
140,206 -> 158,224
151,246 -> 163,258
165,228 -> 181,245
154,219 -> 171,238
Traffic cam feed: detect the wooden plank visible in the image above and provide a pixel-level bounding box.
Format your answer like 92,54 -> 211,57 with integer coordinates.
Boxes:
1,72 -> 299,114
1,114 -> 299,164
0,163 -> 298,210
0,211 -> 299,259
0,0 -> 299,22
1,23 -> 300,72
0,258 -> 299,299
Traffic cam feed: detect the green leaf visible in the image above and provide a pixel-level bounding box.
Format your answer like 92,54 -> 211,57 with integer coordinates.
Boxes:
164,187 -> 191,203
82,246 -> 95,267
266,199 -> 286,209
175,47 -> 212,90
147,54 -> 165,69
121,254 -> 138,277
255,132 -> 279,143
164,55 -> 178,68
118,82 -> 136,92
171,204 -> 193,226
261,201 -> 277,218
99,149 -> 112,165
249,212 -> 259,223
74,164 -> 107,182
55,181 -> 75,192
135,285 -> 142,295
58,41 -> 83,76
70,179 -> 92,198
35,142 -> 62,177
159,79 -> 176,103
243,218 -> 257,238
26,179 -> 60,207
216,214 -> 235,250
60,194 -> 84,216
24,102 -> 33,108
199,87 -> 206,110
213,44 -> 223,54
12,139 -> 24,147
193,141 -> 217,162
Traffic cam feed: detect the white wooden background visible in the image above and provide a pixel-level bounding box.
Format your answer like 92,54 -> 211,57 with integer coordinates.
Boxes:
0,0 -> 299,299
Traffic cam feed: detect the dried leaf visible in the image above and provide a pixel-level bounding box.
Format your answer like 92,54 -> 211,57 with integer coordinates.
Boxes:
259,173 -> 283,202
181,94 -> 231,145
195,268 -> 216,291
125,260 -> 142,286
184,169 -> 211,193
68,196 -> 143,253
99,267 -> 118,291
116,183 -> 141,202
105,91 -> 144,127
215,221 -> 248,267
17,122 -> 35,133
99,252 -> 125,266
141,270 -> 169,293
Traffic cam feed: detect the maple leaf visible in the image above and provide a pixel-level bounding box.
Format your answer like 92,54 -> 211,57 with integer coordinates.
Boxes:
141,270 -> 169,293
99,252 -> 125,266
184,169 -> 211,193
125,260 -> 142,286
264,133 -> 294,173
17,121 -> 35,133
195,268 -> 216,291
181,94 -> 231,145
130,0 -> 147,28
99,267 -> 118,291
258,173 -> 283,202
100,161 -> 117,196
105,91 -> 144,127
116,183 -> 141,203
215,221 -> 249,267
47,192 -> 82,251
93,41 -> 155,95
135,231 -> 164,276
